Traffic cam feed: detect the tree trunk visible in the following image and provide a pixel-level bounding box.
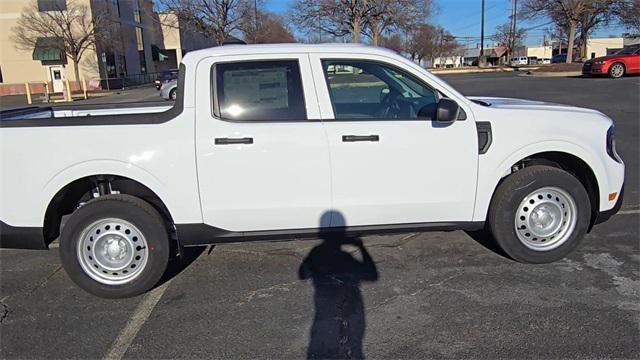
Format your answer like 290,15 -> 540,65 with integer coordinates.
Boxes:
566,21 -> 576,64
351,19 -> 361,43
580,31 -> 588,60
372,27 -> 380,46
72,55 -> 81,87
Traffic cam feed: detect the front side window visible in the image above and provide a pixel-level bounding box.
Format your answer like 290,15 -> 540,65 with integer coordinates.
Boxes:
215,60 -> 306,121
322,60 -> 438,119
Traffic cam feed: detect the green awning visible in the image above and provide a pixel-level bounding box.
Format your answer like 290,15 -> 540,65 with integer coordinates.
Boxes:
32,37 -> 64,61
151,44 -> 169,62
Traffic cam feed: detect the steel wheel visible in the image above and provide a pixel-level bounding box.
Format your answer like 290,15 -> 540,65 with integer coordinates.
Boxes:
514,186 -> 578,251
170,89 -> 177,100
609,63 -> 625,78
77,218 -> 149,285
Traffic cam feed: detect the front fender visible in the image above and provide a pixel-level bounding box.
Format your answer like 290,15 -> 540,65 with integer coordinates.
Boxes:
473,140 -> 609,222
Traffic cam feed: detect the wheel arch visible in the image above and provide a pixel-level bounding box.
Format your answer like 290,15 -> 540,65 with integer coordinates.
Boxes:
43,174 -> 175,245
507,152 -> 600,227
475,143 -> 606,230
608,61 -> 626,77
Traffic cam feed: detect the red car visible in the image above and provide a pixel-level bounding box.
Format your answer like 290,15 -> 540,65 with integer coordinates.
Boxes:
583,44 -> 640,78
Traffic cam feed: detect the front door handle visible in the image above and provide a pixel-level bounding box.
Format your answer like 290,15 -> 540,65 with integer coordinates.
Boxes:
342,135 -> 380,142
214,137 -> 254,145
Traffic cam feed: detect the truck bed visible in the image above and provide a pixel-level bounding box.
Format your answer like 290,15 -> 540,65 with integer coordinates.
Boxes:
0,103 -> 172,121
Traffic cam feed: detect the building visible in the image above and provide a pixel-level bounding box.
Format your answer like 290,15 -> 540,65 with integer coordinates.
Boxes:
0,0 -> 214,95
526,45 -> 553,60
431,44 -> 505,68
586,37 -> 624,59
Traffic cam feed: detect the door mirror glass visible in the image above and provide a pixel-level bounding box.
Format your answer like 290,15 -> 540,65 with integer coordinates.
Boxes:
435,98 -> 460,122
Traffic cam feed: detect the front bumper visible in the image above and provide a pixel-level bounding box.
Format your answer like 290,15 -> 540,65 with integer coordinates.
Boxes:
595,185 -> 624,225
583,63 -> 606,75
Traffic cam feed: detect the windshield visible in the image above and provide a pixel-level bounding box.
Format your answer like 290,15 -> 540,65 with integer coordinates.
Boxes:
615,46 -> 640,55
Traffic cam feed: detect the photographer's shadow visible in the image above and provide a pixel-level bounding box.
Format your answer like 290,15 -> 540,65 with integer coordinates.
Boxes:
299,211 -> 379,359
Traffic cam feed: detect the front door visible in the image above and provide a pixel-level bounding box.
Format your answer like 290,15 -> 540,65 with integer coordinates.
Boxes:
49,65 -> 64,92
310,55 -> 479,227
195,54 -> 332,232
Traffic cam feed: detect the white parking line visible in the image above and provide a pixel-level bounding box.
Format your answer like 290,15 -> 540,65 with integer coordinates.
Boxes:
104,280 -> 172,360
618,209 -> 640,215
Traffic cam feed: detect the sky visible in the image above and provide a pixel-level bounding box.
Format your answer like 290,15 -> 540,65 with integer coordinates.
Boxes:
263,0 -> 629,47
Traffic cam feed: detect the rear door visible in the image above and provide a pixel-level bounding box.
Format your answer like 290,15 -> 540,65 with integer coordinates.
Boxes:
310,54 -> 479,227
194,54 -> 331,232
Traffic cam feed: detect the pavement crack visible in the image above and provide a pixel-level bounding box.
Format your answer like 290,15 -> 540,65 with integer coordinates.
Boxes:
367,272 -> 463,311
237,280 -> 301,305
366,233 -> 418,249
28,265 -> 63,295
0,300 -> 9,324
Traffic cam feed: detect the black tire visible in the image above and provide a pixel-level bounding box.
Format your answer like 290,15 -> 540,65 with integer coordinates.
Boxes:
59,194 -> 170,298
608,62 -> 625,78
488,165 -> 591,264
169,88 -> 177,100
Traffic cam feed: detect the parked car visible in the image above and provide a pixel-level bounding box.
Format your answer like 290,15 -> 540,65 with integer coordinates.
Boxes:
0,44 -> 624,298
160,79 -> 178,100
540,58 -> 551,64
551,54 -> 567,63
154,69 -> 178,90
510,56 -> 528,66
527,56 -> 538,65
582,45 -> 640,78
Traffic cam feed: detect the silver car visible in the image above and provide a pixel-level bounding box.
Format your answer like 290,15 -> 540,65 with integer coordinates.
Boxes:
159,79 -> 178,100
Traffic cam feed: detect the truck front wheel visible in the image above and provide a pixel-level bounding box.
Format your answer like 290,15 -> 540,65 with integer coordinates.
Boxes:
60,194 -> 170,298
488,165 -> 591,263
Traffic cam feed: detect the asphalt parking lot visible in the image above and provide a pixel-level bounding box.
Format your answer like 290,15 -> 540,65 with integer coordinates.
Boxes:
1,72 -> 639,359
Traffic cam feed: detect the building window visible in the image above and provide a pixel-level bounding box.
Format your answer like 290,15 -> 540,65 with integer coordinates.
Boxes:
37,0 -> 66,11
105,51 -> 117,78
133,0 -> 141,23
109,0 -> 120,17
0,65 -> 3,83
119,55 -> 127,77
136,27 -> 147,73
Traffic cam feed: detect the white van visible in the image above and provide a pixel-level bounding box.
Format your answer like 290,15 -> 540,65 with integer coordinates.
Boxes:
511,56 -> 528,66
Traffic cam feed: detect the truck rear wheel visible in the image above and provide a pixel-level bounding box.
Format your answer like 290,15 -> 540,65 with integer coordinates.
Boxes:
488,165 -> 591,263
60,194 -> 170,298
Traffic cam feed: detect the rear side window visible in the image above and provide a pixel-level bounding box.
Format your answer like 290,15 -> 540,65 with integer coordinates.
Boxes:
215,60 -> 306,121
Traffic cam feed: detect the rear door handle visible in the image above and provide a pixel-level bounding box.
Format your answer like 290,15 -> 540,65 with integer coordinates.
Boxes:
342,135 -> 380,142
214,137 -> 254,145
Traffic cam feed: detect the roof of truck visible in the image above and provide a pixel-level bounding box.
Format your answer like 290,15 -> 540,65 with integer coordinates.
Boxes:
182,43 -> 399,63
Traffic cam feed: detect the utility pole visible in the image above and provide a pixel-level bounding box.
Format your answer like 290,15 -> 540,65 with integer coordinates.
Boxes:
509,0 -> 517,60
254,0 -> 258,43
480,0 -> 485,58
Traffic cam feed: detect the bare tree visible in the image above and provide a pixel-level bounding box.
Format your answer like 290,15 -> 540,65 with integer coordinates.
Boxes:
290,0 -> 380,43
614,0 -> 640,31
520,0 -> 590,63
11,0 -> 115,84
159,0 -> 250,45
576,1 -> 620,59
492,22 -> 527,62
404,23 -> 437,63
380,33 -> 404,53
403,24 -> 458,66
364,0 -> 432,46
241,10 -> 296,43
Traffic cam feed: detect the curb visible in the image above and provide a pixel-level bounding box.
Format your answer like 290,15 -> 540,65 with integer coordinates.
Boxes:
430,67 -> 517,74
521,71 -> 583,77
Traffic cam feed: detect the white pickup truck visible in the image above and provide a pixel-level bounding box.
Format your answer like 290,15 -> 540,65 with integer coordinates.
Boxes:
0,44 -> 624,298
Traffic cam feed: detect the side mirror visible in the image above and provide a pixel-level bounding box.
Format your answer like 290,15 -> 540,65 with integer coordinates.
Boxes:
435,98 -> 460,122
